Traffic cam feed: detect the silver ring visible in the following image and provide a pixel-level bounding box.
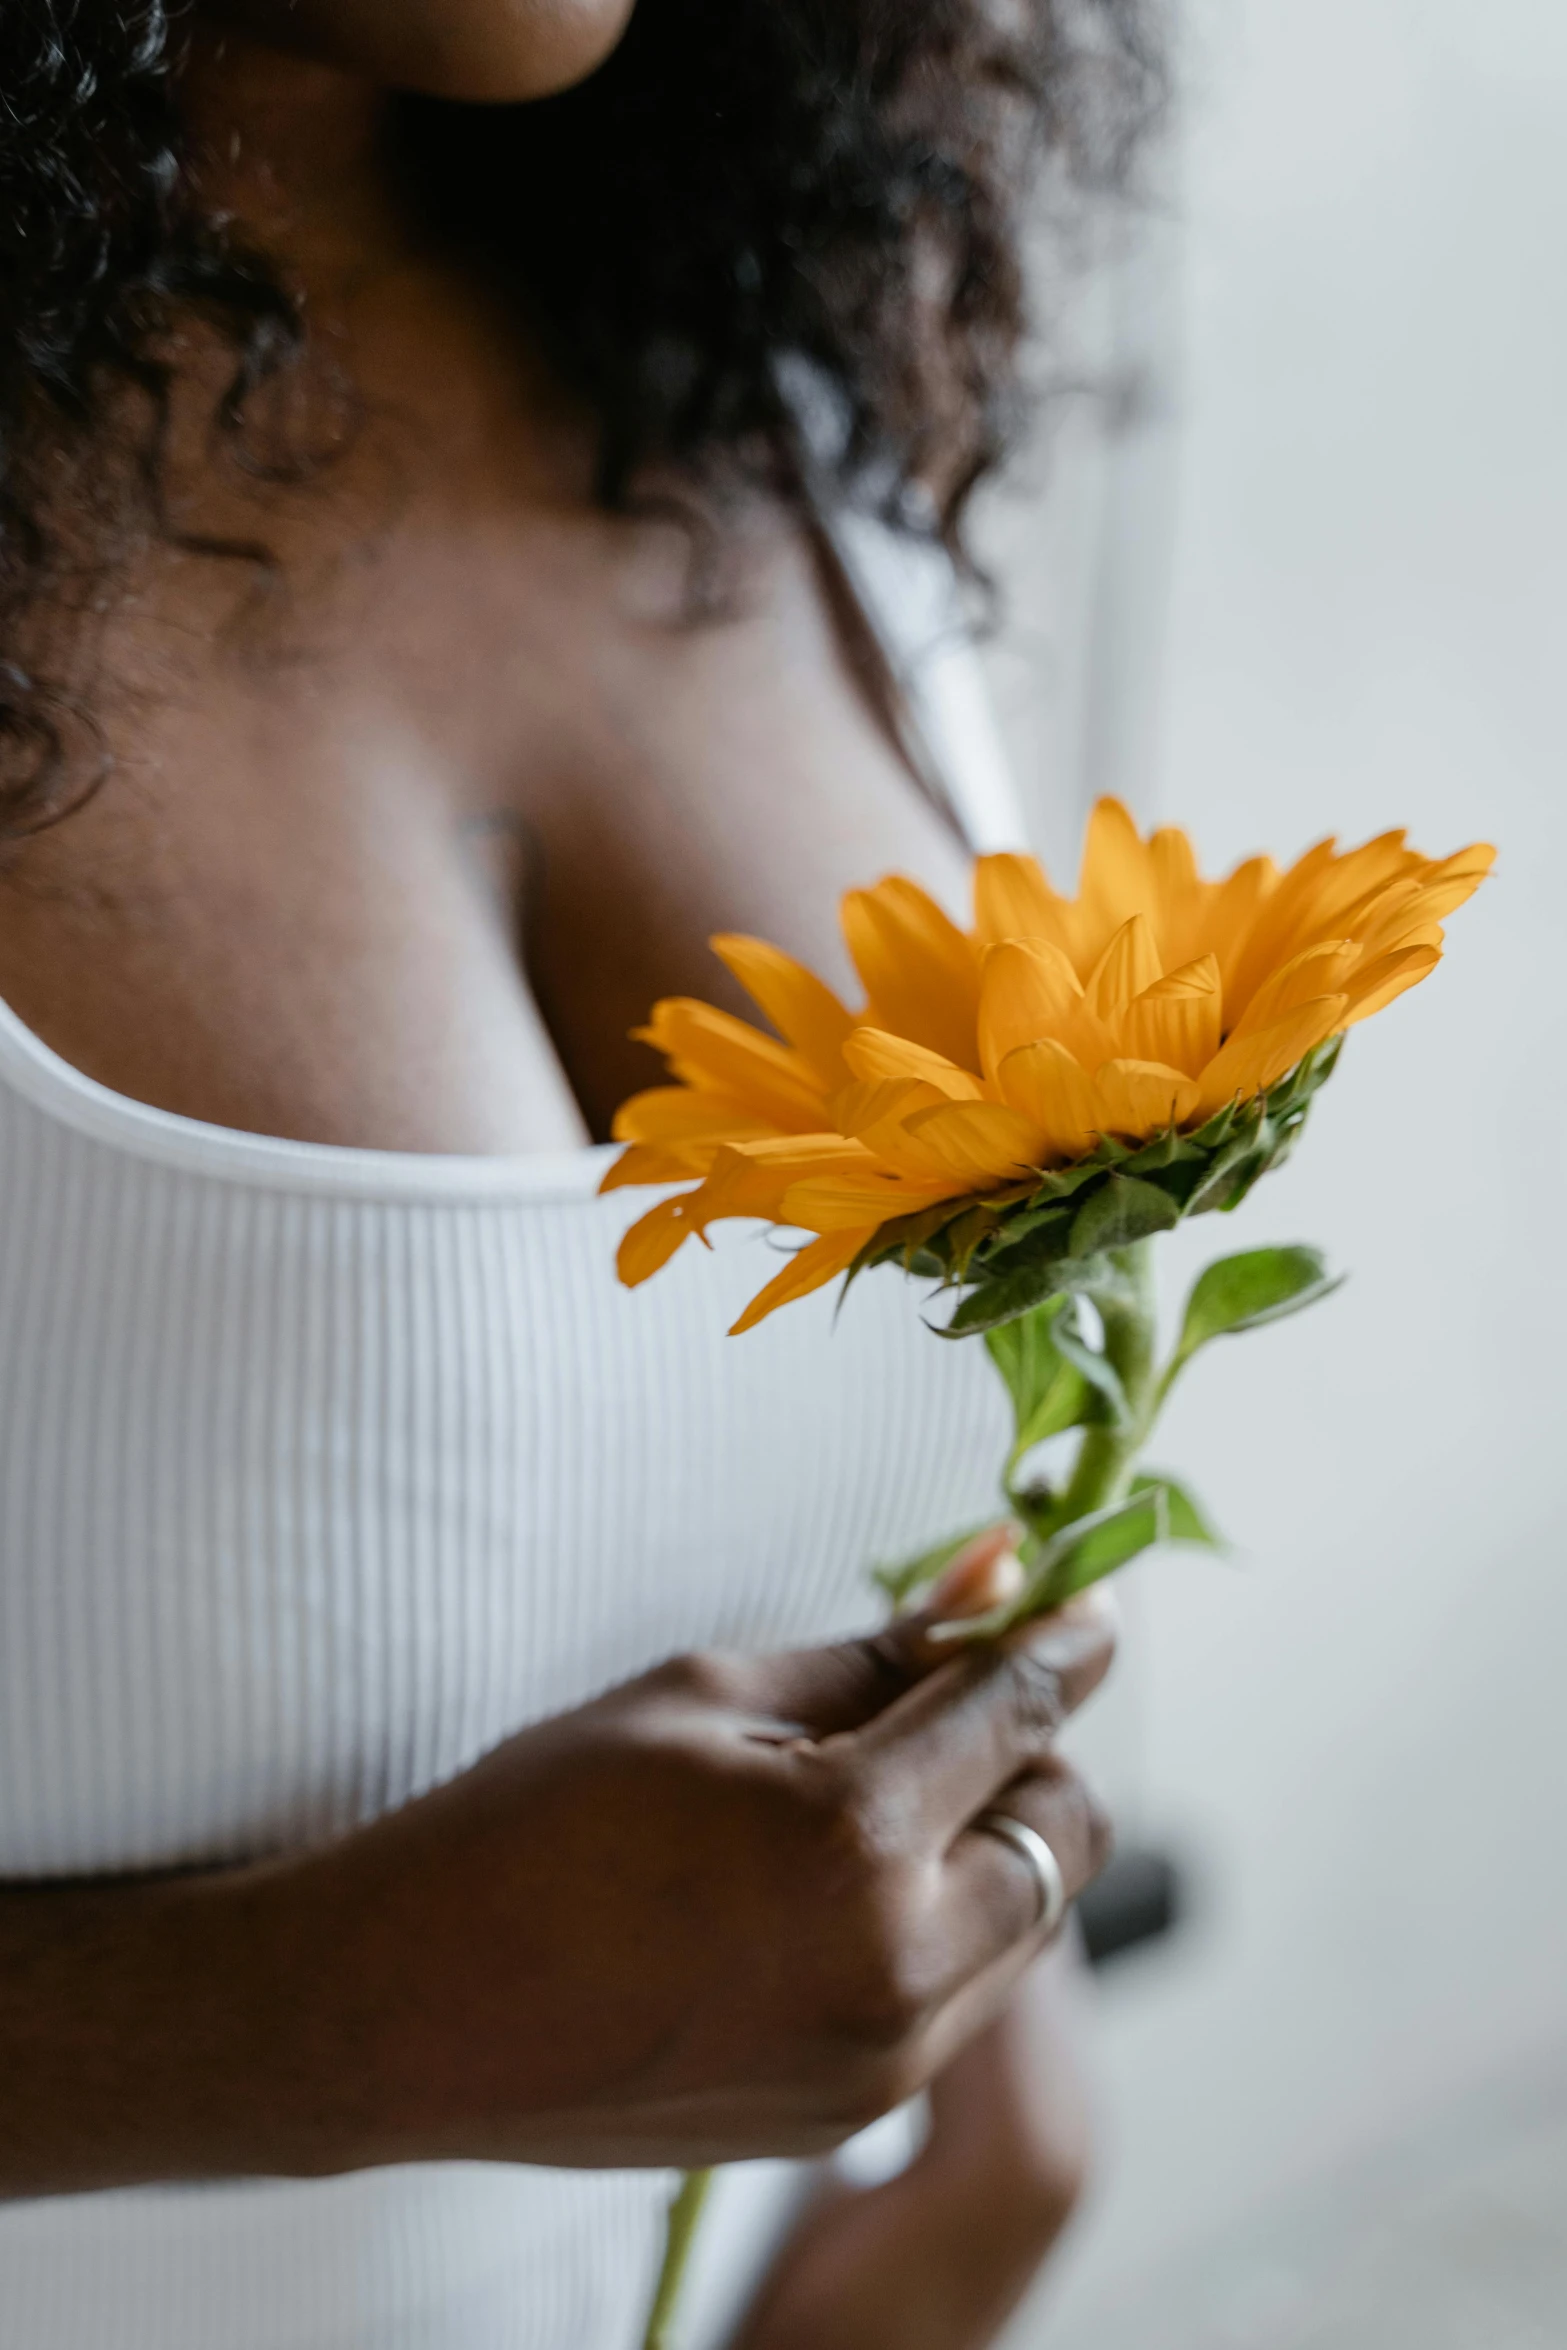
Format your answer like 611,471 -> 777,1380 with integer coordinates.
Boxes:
974,1812 -> 1068,1938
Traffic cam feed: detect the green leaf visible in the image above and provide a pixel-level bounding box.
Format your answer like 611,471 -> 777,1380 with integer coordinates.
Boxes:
1131,1471 -> 1224,1548
1069,1171 -> 1183,1258
984,1298 -> 1067,1428
1054,1491 -> 1168,1598
983,1298 -> 1094,1470
872,1521 -> 993,1609
1012,1363 -> 1093,1460
1170,1245 -> 1343,1374
1050,1301 -> 1130,1426
1020,1485 -> 1170,1611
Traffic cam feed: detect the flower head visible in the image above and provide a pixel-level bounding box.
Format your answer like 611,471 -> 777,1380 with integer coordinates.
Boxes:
604,800 -> 1493,1333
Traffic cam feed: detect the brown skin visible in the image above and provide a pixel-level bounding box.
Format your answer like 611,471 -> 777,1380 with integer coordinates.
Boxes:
0,14 -> 1107,2339
207,0 -> 640,99
0,1561 -> 1113,2183
732,1941 -> 1095,2350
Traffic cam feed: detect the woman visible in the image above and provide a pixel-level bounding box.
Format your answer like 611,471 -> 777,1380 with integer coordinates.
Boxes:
0,2 -> 1159,2344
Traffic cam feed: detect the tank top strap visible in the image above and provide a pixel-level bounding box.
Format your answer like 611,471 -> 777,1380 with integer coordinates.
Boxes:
809,504 -> 1029,856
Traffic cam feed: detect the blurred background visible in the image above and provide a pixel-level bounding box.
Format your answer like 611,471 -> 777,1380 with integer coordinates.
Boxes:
975,2 -> 1567,2342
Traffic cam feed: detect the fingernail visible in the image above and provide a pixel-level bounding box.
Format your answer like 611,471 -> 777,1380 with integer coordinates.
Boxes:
927,1529 -> 1025,1620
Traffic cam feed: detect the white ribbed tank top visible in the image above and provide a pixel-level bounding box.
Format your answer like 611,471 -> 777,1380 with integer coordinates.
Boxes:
0,544 -> 1026,2350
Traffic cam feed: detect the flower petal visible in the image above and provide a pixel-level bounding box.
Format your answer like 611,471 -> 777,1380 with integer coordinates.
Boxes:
697,1135 -> 880,1222
994,1039 -> 1101,1159
1341,943 -> 1442,1026
781,1168 -> 956,1230
636,1000 -> 829,1129
1352,854 -> 1493,958
831,1076 -> 946,1136
611,1084 -> 772,1147
1117,956 -> 1222,1075
840,877 -> 982,1069
1077,797 -> 1161,958
729,1227 -> 878,1336
1195,996 -> 1349,1115
973,852 -> 1076,956
829,1079 -> 975,1181
1226,939 -> 1359,1041
976,938 -> 1085,1082
1203,855 -> 1281,1002
1424,842 -> 1497,901
902,1099 -> 1048,1187
1092,1059 -> 1201,1139
1085,914 -> 1164,1021
1226,832 -> 1411,1010
599,1142 -> 704,1192
709,934 -> 860,1089
841,1027 -> 985,1098
616,1194 -> 703,1288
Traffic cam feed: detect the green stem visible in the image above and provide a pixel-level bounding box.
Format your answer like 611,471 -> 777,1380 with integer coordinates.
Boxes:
1058,1240 -> 1160,1519
1013,1241 -> 1165,1608
641,2167 -> 715,2350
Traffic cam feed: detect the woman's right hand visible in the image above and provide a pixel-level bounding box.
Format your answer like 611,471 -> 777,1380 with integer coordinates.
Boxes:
275,1546 -> 1115,2175
0,1535 -> 1113,2193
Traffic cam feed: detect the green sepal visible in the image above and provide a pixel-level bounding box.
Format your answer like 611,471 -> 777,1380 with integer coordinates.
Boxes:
936,1261 -> 1068,1338
1119,1127 -> 1209,1174
935,1243 -> 1131,1338
903,1048 -> 1344,1338
1069,1171 -> 1183,1258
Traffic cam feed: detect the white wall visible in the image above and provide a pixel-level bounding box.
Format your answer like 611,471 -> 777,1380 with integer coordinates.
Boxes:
993,1 -> 1567,2336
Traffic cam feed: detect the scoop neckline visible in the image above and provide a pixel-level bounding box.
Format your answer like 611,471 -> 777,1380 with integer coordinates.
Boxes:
0,988 -> 618,1204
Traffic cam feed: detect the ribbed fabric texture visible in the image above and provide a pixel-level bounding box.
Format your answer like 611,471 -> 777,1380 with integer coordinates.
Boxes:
0,1039 -> 1009,2348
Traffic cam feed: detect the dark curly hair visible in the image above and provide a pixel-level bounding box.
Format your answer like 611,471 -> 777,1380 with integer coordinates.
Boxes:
0,0 -> 1162,832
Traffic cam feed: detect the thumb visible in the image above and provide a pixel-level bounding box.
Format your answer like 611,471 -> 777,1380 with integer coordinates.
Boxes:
734,1525 -> 1026,1737
892,1523 -> 1028,1670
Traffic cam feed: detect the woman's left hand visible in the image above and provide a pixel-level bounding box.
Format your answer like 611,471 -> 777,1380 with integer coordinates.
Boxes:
729,1938 -> 1094,2350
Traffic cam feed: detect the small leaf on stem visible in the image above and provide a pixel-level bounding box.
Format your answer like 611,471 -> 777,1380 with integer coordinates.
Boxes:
1131,1471 -> 1225,1548
872,1521 -> 996,1609
1168,1245 -> 1342,1383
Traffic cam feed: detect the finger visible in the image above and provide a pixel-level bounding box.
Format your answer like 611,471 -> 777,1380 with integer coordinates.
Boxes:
939,1755 -> 1114,1975
837,1592 -> 1117,1844
719,1526 -> 1024,1736
875,1767 -> 1111,2094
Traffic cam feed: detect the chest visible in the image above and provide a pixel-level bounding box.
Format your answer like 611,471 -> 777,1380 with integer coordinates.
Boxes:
0,509 -> 966,1152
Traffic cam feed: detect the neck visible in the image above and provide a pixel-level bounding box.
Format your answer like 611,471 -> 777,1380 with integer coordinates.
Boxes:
178,29 -> 403,281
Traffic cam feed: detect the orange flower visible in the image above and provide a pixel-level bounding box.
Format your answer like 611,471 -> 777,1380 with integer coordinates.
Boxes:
604,801 -> 1493,1332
